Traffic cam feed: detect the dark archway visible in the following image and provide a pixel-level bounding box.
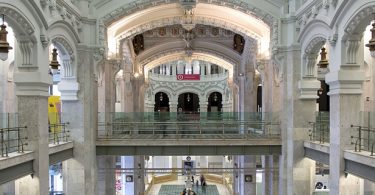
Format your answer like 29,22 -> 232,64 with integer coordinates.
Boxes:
154,92 -> 170,112
177,93 -> 199,113
257,85 -> 262,112
208,92 -> 222,112
317,80 -> 329,111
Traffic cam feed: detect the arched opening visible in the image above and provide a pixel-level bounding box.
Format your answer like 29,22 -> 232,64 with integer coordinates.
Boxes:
154,92 -> 170,112
208,92 -> 222,112
178,93 -> 199,113
257,84 -> 262,112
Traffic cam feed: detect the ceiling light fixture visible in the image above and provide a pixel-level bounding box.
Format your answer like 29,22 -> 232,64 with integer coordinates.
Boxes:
50,48 -> 60,75
0,14 -> 12,61
366,15 -> 375,55
317,47 -> 329,69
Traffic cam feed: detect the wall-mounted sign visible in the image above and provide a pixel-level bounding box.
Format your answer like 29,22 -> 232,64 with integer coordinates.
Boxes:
245,175 -> 253,182
126,175 -> 133,182
177,74 -> 200,80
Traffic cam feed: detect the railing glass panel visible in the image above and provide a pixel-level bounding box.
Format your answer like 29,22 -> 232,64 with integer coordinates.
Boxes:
98,112 -> 280,139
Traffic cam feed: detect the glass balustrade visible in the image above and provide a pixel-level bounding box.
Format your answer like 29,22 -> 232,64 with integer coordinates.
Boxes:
98,112 -> 280,139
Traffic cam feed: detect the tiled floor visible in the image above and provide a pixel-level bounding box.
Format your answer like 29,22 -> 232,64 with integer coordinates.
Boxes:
158,185 -> 220,195
147,176 -> 230,195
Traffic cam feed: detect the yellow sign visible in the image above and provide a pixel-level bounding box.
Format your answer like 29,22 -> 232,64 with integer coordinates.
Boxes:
48,96 -> 61,132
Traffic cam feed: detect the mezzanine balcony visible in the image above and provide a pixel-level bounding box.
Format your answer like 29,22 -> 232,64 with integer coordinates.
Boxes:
97,112 -> 281,156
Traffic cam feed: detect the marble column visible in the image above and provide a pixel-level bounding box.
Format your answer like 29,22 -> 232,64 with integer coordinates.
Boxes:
134,156 -> 145,195
364,179 -> 375,195
278,46 -> 315,195
243,156 -> 256,195
169,101 -> 178,113
0,181 -> 15,195
14,70 -> 51,195
326,74 -> 363,195
97,156 -> 116,195
62,48 -> 98,195
262,155 -> 279,195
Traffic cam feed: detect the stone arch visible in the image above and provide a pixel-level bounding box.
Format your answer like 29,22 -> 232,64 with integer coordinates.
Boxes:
299,20 -> 331,78
101,1 -> 275,27
205,88 -> 225,101
153,89 -> 173,102
303,36 -> 327,77
105,3 -> 272,58
0,5 -> 35,37
142,51 -> 236,82
0,5 -> 41,70
49,20 -> 80,44
48,21 -> 80,100
340,1 -> 375,65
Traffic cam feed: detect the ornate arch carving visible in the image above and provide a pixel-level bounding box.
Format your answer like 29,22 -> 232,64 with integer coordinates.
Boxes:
101,1 -> 274,27
0,6 -> 35,36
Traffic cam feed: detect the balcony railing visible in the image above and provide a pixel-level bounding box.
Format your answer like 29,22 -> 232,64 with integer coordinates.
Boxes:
350,112 -> 375,155
98,112 -> 280,140
48,122 -> 70,145
149,72 -> 228,82
308,112 -> 330,143
0,113 -> 28,157
48,112 -> 70,144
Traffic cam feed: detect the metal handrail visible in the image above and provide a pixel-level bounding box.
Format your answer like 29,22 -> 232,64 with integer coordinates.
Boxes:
49,122 -> 70,144
350,125 -> 375,155
308,121 -> 329,143
0,126 -> 28,157
98,120 -> 280,139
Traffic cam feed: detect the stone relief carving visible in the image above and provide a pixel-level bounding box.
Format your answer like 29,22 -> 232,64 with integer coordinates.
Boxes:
115,16 -> 262,43
101,0 -> 273,26
345,5 -> 375,35
99,1 -> 274,50
40,35 -> 50,48
272,53 -> 284,86
94,47 -> 105,61
19,40 -> 34,66
52,37 -> 75,61
345,39 -> 360,64
0,7 -> 35,35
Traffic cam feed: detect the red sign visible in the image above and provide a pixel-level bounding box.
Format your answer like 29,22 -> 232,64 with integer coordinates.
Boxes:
176,74 -> 200,80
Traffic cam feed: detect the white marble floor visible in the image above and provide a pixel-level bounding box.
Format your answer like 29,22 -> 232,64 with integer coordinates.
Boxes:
147,175 -> 230,195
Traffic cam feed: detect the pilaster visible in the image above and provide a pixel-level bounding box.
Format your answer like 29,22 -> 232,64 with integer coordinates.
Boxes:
13,71 -> 51,195
97,156 -> 116,195
326,70 -> 364,195
279,45 -> 315,195
63,47 -> 98,195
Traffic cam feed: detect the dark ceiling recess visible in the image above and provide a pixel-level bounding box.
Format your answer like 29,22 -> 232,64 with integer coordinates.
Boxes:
132,34 -> 144,55
233,34 -> 245,54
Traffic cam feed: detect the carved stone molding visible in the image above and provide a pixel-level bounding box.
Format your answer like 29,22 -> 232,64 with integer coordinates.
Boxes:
94,47 -> 105,61
304,36 -> 326,54
0,6 -> 35,35
101,0 -> 274,27
140,48 -> 237,69
345,5 -> 375,35
271,53 -> 284,86
115,16 -> 262,44
19,40 -> 34,66
52,36 -> 74,60
40,34 -> 50,48
345,39 -> 360,65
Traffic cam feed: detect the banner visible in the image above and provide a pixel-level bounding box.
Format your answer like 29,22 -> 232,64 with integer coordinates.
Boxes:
176,74 -> 200,80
